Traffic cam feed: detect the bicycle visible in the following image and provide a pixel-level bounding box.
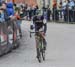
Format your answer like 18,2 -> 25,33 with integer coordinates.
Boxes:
30,31 -> 46,63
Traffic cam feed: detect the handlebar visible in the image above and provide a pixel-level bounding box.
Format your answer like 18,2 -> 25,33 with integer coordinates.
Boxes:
30,31 -> 43,33
30,31 -> 43,38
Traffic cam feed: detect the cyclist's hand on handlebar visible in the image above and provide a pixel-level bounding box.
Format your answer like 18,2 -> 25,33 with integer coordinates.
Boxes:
42,32 -> 46,36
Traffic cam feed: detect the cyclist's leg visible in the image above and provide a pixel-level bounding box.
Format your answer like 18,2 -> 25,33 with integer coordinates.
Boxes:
39,32 -> 47,50
43,38 -> 47,50
40,32 -> 47,50
35,36 -> 39,58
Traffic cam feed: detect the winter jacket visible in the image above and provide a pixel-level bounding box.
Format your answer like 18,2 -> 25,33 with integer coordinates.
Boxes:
6,2 -> 14,16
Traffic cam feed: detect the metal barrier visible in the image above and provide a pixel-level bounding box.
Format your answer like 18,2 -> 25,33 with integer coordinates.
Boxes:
0,19 -> 22,56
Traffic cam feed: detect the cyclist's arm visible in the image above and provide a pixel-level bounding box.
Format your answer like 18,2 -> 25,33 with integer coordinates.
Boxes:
43,23 -> 47,34
43,17 -> 47,34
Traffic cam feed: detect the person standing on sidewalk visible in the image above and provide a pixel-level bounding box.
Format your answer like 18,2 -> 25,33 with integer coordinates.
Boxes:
67,0 -> 74,22
52,3 -> 59,21
47,6 -> 51,21
62,0 -> 67,22
59,1 -> 63,19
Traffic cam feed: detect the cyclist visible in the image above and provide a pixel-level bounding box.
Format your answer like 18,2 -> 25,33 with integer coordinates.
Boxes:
31,14 -> 47,58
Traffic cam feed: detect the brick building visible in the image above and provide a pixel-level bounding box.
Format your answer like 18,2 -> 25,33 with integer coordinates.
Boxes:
5,0 -> 62,9
6,0 -> 37,6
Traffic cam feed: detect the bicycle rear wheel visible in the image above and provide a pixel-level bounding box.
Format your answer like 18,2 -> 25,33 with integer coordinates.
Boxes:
41,40 -> 45,61
42,49 -> 45,61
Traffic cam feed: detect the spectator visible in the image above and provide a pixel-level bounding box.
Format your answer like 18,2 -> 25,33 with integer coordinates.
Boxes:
27,6 -> 30,20
52,3 -> 59,21
59,1 -> 62,18
0,8 -> 5,22
62,0 -> 67,22
73,0 -> 75,22
43,9 -> 47,20
29,7 -> 32,20
6,2 -> 14,17
47,7 -> 51,21
67,0 -> 74,22
15,10 -> 22,38
33,5 -> 39,16
1,2 -> 10,21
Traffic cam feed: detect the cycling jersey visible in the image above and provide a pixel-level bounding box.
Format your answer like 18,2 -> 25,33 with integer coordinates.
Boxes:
33,15 -> 44,32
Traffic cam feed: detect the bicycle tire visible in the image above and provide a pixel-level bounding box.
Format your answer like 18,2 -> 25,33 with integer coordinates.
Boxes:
42,50 -> 45,61
37,48 -> 41,63
36,34 -> 46,63
41,39 -> 45,61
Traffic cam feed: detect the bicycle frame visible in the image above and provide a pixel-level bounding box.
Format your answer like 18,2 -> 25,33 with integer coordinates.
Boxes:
35,32 -> 45,63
